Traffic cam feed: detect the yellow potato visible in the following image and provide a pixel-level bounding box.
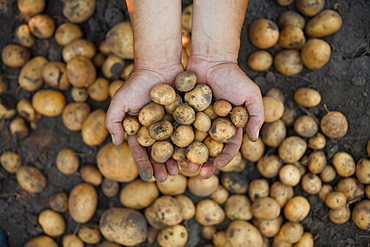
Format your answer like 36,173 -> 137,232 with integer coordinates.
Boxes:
62,102 -> 91,131
294,87 -> 322,107
241,135 -> 265,162
352,200 -> 370,230
195,199 -> 225,226
18,0 -> 45,15
28,14 -> 55,38
278,10 -> 306,30
301,38 -> 331,70
278,136 -> 307,163
24,236 -> 57,247
274,49 -> 303,76
19,56 -> 48,91
1,44 -> 31,67
320,111 -> 348,139
55,23 -> 83,46
263,96 -> 284,122
68,183 -> 97,223
106,22 -> 134,59
42,61 -> 70,90
88,77 -> 110,101
38,209 -> 65,237
1,151 -> 22,173
102,54 -> 125,79
249,19 -> 279,49
226,220 -> 263,247
81,109 -> 109,146
158,225 -> 189,247
224,194 -> 253,220
63,0 -> 96,23
62,38 -> 96,62
66,56 -> 97,87
295,0 -> 324,16
278,26 -> 306,49
48,191 -> 68,213
15,24 -> 35,47
16,166 -> 46,193
305,10 -> 342,37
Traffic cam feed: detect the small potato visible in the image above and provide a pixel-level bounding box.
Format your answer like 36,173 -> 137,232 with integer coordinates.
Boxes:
301,38 -> 331,70
184,84 -> 213,111
241,135 -> 265,162
175,71 -> 197,92
278,221 -> 304,244
153,196 -> 183,226
263,96 -> 284,123
62,39 -> 96,62
294,87 -> 321,107
261,119 -> 286,147
301,173 -> 322,194
71,87 -> 88,102
226,220 -> 263,247
123,117 -> 141,135
1,44 -> 31,67
80,164 -> 103,186
224,194 -> 253,220
274,49 -> 303,76
253,215 -> 284,238
78,223 -> 101,244
48,191 -> 68,213
99,40 -> 111,55
257,154 -> 283,178
93,52 -> 106,68
278,11 -> 306,30
171,146 -> 186,161
150,84 -> 176,106
173,104 -> 196,125
249,19 -> 279,49
213,100 -> 232,117
270,181 -> 294,208
320,111 -> 348,139
281,103 -> 298,127
101,178 -> 120,197
248,51 -> 273,71
19,56 -> 48,91
210,185 -> 229,204
63,0 -> 96,23
42,61 -> 70,90
295,0 -> 324,16
88,77 -> 110,101
336,177 -> 364,201
9,117 -> 29,139
307,151 -> 327,174
308,133 -> 326,149
102,54 -> 125,79
352,200 -> 370,230
248,179 -> 269,202
0,76 -> 9,93
181,4 -> 193,33
209,117 -> 236,143
306,10 -> 342,37
319,184 -> 334,202
188,174 -> 219,197
137,126 -> 156,147
329,205 -> 351,224
203,136 -> 224,157
157,225 -> 188,247
213,231 -> 233,247
69,183 -> 98,223
138,102 -> 165,127
252,197 -> 281,220
356,158 -> 370,184
193,111 -> 211,132
144,204 -> 167,230
203,104 -> 218,121
55,23 -> 83,46
278,26 -> 306,49
266,88 -> 285,102
17,0 -> 45,15
221,172 -> 249,194
24,236 -> 57,247
164,93 -> 182,115
81,109 -> 109,146
15,24 -> 35,47
1,151 -> 22,173
62,234 -> 84,247
194,128 -> 208,142
220,151 -> 246,173
320,165 -> 336,183
16,166 -> 46,193
284,196 -> 310,222
325,192 -> 347,209
278,136 -> 307,163
195,199 -> 225,226
230,106 -> 249,128
295,232 -> 314,247
151,141 -> 174,163
106,22 -> 134,59
28,14 -> 55,38
201,226 -> 217,240
62,102 -> 91,131
109,80 -> 124,97
175,194 -> 195,220
332,152 -> 355,177
38,209 -> 65,237
186,141 -> 209,165
66,56 -> 97,87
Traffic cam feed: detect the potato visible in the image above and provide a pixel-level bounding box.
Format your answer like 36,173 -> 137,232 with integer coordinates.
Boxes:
325,192 -> 347,209
109,79 -> 124,97
336,177 -> 364,201
191,112 -> 211,133
320,111 -> 348,139
149,84 -> 176,106
213,100 -> 232,117
194,128 -> 208,142
174,71 -> 196,92
97,142 -> 139,182
48,191 -> 68,213
138,102 -> 165,127
173,195 -> 195,221
77,223 -> 101,244
16,166 -> 46,193
356,158 -> 370,184
1,44 -> 31,68
28,14 -> 55,38
263,96 -> 284,123
221,172 -> 249,194
278,136 -> 307,163
352,200 -> 370,230
248,179 -> 269,201
24,236 -> 57,247
252,197 -> 281,220
195,199 -> 225,226
261,119 -> 286,147
66,56 -> 97,87
42,61 -> 70,90
274,49 -> 304,76
17,0 -> 45,15
208,186 -> 228,205
278,11 -> 306,30
188,174 -> 219,197
93,52 -> 106,68
15,24 -> 35,47
62,102 -> 91,131
275,0 -> 293,6
294,232 -> 314,247
144,204 -> 167,230
100,54 -> 125,79
136,126 -> 156,147
101,177 -> 120,197
1,151 -> 22,173
62,234 -> 84,247
308,133 -> 326,150
257,154 -> 282,178
181,4 -> 193,33
186,141 -> 209,165
120,179 -> 159,209
278,222 -> 304,244
241,135 -> 265,162
301,173 -> 322,194
270,181 -> 294,208
38,209 -> 65,237
156,174 -> 187,196
88,77 -> 110,101
9,117 -> 29,139
201,226 -> 217,240
81,109 -> 108,146
294,87 -> 321,107
63,39 -> 96,63
153,196 -> 183,226
281,103 -> 298,127
284,196 -> 310,222
162,94 -> 181,115
301,38 -> 331,70
332,151 -> 355,177
306,10 -> 342,37
249,19 -> 279,49
329,205 -> 351,224
203,136 -> 224,157
80,164 -> 102,186
71,86 -> 88,102
319,184 -> 334,202
213,231 -> 233,247
157,224 -> 188,247
121,63 -> 134,80
100,207 -> 147,246
278,26 -> 306,49
63,0 -> 96,23
122,117 -> 140,135
106,22 -> 134,59
306,151 -> 326,174
226,220 -> 263,247
184,84 -> 212,111
15,99 -> 38,126
55,23 -> 83,46
247,50 -> 273,71
173,104 -> 196,125
220,151 -> 246,173
151,141 -> 174,163
228,106 -> 248,128
68,183 -> 97,223
224,194 -> 253,220
19,56 -> 48,91
320,165 -> 336,183
170,146 -> 186,162
295,0 -> 324,16
209,117 -> 236,143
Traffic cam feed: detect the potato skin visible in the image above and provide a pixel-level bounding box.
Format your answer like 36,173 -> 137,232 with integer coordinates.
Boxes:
24,236 -> 58,247
301,38 -> 331,70
295,0 -> 324,16
66,56 -> 97,87
226,220 -> 263,247
175,71 -> 197,92
274,49 -> 303,76
352,200 -> 370,230
263,96 -> 284,123
63,0 -> 96,23
184,84 -> 212,112
28,14 -> 55,38
278,136 -> 307,163
68,183 -> 98,223
249,19 -> 279,49
106,22 -> 134,59
150,84 -> 176,105
62,102 -> 91,131
278,10 -> 305,29
320,111 -> 348,139
294,87 -> 321,107
209,117 -> 236,143
306,10 -> 342,37
19,56 -> 48,91
18,0 -> 46,15
138,102 -> 165,127
16,166 -> 46,193
1,44 -> 31,67
81,109 -> 109,146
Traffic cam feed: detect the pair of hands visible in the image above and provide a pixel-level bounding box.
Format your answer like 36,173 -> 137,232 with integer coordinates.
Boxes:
105,56 -> 264,182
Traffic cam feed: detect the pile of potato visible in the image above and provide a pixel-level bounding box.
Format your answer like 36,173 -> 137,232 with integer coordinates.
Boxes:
1,1 -> 370,247
247,0 -> 343,75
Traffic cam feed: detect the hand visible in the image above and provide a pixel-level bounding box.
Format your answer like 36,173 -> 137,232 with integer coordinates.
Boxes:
105,64 -> 183,182
185,56 -> 265,178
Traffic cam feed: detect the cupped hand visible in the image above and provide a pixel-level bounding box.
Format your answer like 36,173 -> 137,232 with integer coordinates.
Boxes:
105,64 -> 183,182
186,56 -> 265,178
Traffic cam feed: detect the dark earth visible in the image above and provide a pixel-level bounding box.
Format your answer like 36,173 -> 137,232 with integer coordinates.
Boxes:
0,0 -> 369,246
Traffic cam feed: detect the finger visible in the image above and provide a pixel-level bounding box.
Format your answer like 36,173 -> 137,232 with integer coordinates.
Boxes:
165,159 -> 180,176
199,159 -> 216,179
187,162 -> 201,173
127,135 -> 153,181
152,160 -> 168,183
244,88 -> 265,142
213,127 -> 243,169
105,94 -> 129,146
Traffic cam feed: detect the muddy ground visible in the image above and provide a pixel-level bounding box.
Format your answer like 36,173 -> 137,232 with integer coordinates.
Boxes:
0,0 -> 369,246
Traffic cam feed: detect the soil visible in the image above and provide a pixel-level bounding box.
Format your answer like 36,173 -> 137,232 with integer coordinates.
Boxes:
0,0 -> 369,246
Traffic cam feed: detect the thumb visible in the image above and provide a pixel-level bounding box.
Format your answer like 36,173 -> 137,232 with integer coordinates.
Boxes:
105,96 -> 128,146
245,93 -> 265,142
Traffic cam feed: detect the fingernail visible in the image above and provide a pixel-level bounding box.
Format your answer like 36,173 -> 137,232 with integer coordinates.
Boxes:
111,134 -> 116,145
255,128 -> 260,140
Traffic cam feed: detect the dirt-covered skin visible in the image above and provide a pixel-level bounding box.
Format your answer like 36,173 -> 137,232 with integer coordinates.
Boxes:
0,0 -> 369,246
